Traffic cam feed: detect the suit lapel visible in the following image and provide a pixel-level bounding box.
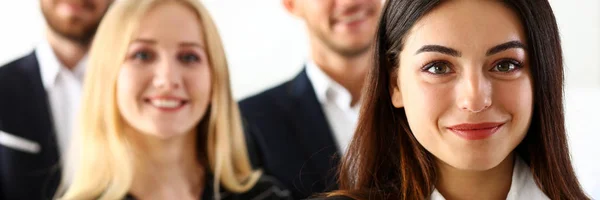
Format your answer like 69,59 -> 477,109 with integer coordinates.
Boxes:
20,52 -> 61,196
21,52 -> 60,163
287,69 -> 340,190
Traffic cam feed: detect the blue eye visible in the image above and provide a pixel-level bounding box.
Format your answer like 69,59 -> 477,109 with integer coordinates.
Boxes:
133,51 -> 152,61
424,61 -> 453,75
180,54 -> 200,63
492,60 -> 521,73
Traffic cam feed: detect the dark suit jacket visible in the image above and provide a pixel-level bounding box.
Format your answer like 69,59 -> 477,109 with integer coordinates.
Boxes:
240,69 -> 341,199
0,52 -> 61,200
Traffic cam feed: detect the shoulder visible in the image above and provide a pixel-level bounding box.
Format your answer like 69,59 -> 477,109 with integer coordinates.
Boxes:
0,53 -> 36,87
0,52 -> 36,73
0,54 -> 37,107
239,79 -> 294,112
238,78 -> 299,132
0,55 -> 27,77
223,174 -> 293,200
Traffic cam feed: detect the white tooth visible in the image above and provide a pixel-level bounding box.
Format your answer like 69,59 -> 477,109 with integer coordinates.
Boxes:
150,99 -> 181,108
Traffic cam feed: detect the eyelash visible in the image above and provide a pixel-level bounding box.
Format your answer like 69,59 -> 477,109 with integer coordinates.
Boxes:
178,53 -> 201,64
490,59 -> 523,73
128,51 -> 202,65
421,59 -> 523,75
421,61 -> 454,75
130,50 -> 153,62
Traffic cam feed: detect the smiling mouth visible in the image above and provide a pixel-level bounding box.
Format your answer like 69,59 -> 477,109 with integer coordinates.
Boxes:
336,9 -> 370,24
447,122 -> 505,140
144,98 -> 189,110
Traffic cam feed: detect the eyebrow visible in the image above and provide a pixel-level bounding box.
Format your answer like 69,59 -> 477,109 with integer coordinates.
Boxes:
131,39 -> 205,49
179,42 -> 205,49
415,40 -> 527,57
486,41 -> 526,56
416,45 -> 461,57
131,39 -> 156,44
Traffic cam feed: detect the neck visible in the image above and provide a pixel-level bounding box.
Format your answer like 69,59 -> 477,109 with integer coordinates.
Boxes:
310,42 -> 372,106
46,27 -> 88,70
130,130 -> 205,200
435,154 -> 515,200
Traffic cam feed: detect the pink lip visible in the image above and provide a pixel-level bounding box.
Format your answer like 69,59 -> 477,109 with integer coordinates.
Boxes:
146,96 -> 186,101
447,122 -> 505,140
344,18 -> 367,28
58,3 -> 84,13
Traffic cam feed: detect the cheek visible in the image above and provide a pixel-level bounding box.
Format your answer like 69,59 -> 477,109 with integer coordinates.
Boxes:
42,0 -> 53,8
304,5 -> 332,30
400,70 -> 453,144
186,67 -> 212,107
116,67 -> 147,116
494,76 -> 534,135
306,15 -> 330,34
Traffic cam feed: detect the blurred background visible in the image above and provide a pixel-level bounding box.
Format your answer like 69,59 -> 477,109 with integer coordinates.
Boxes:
0,0 -> 598,198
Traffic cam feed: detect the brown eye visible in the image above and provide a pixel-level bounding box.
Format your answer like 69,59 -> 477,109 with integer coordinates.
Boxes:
425,61 -> 453,74
492,60 -> 521,73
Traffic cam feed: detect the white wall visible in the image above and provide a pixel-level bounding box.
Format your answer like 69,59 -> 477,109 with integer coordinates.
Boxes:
0,0 -> 44,67
552,0 -> 600,89
0,0 -> 598,198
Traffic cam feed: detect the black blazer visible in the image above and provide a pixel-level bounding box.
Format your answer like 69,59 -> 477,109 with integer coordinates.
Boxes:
240,69 -> 341,199
0,52 -> 61,200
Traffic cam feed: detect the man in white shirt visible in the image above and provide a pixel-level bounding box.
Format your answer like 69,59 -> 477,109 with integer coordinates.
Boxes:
0,1 -> 113,199
239,0 -> 382,199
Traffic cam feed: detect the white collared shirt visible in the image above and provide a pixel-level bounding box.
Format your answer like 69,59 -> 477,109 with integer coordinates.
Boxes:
35,40 -> 86,162
306,61 -> 360,154
430,156 -> 549,200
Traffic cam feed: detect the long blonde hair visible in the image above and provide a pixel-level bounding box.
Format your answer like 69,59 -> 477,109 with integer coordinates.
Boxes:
59,0 -> 260,199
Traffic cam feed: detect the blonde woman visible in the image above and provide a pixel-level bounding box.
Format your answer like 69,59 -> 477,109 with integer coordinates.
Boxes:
57,0 -> 291,199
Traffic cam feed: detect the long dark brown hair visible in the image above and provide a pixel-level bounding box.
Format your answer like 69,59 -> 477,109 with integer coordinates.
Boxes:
331,0 -> 590,199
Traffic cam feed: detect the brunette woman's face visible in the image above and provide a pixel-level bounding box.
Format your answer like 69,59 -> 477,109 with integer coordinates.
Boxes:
391,1 -> 533,170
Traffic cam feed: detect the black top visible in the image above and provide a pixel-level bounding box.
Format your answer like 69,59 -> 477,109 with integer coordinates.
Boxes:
124,174 -> 292,200
239,69 -> 341,199
0,52 -> 61,200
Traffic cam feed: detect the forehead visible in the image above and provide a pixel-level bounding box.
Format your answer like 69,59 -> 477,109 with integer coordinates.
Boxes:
135,2 -> 204,43
299,0 -> 381,9
403,1 -> 526,54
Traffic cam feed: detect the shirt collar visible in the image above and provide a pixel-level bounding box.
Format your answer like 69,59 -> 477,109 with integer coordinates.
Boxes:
430,156 -> 548,200
305,60 -> 359,111
35,40 -> 88,90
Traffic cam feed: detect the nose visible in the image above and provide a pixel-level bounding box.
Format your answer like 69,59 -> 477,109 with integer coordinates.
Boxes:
456,69 -> 492,113
152,58 -> 182,90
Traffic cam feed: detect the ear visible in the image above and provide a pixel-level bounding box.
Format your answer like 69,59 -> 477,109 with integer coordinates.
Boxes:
390,69 -> 404,108
282,0 -> 301,17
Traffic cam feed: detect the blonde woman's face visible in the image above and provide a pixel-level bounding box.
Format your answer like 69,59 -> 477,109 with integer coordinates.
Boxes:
391,1 -> 533,171
117,2 -> 211,139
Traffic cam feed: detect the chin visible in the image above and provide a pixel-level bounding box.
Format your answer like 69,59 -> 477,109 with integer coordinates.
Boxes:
452,160 -> 499,171
442,153 -> 507,171
334,42 -> 372,57
146,128 -> 190,140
